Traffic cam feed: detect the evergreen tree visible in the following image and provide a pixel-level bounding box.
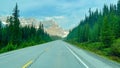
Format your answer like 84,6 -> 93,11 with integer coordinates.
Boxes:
103,5 -> 109,16
117,0 -> 120,16
84,23 -> 90,42
0,21 -> 2,44
110,4 -> 117,14
7,3 -> 21,44
100,16 -> 114,47
78,26 -> 84,42
12,3 -> 21,44
0,3 -> 52,53
89,23 -> 100,42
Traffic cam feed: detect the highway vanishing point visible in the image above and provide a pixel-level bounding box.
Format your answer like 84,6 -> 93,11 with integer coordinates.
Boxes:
0,40 -> 120,68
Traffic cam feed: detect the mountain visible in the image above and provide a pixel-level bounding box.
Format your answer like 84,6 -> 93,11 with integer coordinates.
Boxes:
20,18 -> 69,38
42,19 -> 69,38
0,16 -> 69,38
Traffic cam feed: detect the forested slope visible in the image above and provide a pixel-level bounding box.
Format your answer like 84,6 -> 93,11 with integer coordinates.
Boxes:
0,4 -> 51,53
67,0 -> 120,62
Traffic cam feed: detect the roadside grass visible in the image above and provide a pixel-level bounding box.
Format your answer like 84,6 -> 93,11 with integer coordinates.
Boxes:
67,39 -> 120,63
0,40 -> 47,54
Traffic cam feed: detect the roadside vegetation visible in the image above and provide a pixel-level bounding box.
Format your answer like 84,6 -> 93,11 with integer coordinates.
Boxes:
66,0 -> 120,63
67,39 -> 120,63
0,4 -> 52,53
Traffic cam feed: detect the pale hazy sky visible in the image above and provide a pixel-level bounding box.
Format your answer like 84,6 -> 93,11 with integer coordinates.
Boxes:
0,0 -> 118,30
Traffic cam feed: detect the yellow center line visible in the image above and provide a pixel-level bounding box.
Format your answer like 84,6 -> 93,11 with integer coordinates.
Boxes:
45,48 -> 49,51
22,60 -> 33,68
22,46 -> 51,68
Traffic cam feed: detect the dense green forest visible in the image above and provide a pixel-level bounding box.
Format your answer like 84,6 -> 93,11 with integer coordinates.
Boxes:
67,0 -> 120,62
0,4 -> 51,53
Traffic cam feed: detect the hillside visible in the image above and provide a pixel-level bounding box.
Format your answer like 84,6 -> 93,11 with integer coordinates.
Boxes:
66,0 -> 120,63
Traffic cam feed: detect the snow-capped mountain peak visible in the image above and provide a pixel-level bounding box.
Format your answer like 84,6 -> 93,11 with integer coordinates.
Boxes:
0,16 -> 69,38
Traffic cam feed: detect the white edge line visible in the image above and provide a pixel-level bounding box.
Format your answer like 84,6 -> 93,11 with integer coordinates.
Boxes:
65,46 -> 89,68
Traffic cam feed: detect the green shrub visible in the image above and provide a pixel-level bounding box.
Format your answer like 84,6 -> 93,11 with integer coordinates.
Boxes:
0,43 -> 17,53
111,43 -> 120,57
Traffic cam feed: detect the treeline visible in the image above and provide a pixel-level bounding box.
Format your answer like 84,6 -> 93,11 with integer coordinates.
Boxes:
0,4 -> 51,53
67,1 -> 120,58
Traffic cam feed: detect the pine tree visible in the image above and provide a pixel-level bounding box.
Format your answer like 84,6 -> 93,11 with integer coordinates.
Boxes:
103,5 -> 109,16
7,3 -> 22,44
117,0 -> 120,16
84,23 -> 90,42
100,16 -> 114,47
116,0 -> 120,38
89,23 -> 100,42
0,21 -> 2,43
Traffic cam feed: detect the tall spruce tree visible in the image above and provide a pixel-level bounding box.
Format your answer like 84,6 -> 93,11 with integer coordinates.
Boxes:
100,16 -> 114,47
117,0 -> 120,16
7,3 -> 21,44
103,5 -> 109,16
116,0 -> 120,38
0,21 -> 2,43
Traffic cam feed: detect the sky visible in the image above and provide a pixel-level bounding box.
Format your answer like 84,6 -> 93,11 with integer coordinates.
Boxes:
0,0 -> 118,30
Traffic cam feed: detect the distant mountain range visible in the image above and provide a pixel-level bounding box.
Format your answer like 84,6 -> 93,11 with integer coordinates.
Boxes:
0,16 -> 69,38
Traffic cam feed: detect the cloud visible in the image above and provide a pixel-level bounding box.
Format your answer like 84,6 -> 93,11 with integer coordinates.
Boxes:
41,16 -> 65,21
0,0 -> 118,30
53,16 -> 65,19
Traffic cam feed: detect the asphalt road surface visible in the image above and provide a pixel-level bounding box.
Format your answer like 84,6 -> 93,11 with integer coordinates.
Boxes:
0,40 -> 120,68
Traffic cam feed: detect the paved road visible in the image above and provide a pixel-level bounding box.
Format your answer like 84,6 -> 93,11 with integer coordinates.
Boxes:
0,40 -> 120,68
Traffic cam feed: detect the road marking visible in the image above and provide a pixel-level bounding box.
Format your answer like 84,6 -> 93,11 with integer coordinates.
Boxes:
66,46 -> 89,68
22,46 -> 51,68
45,48 -> 49,51
22,60 -> 33,68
